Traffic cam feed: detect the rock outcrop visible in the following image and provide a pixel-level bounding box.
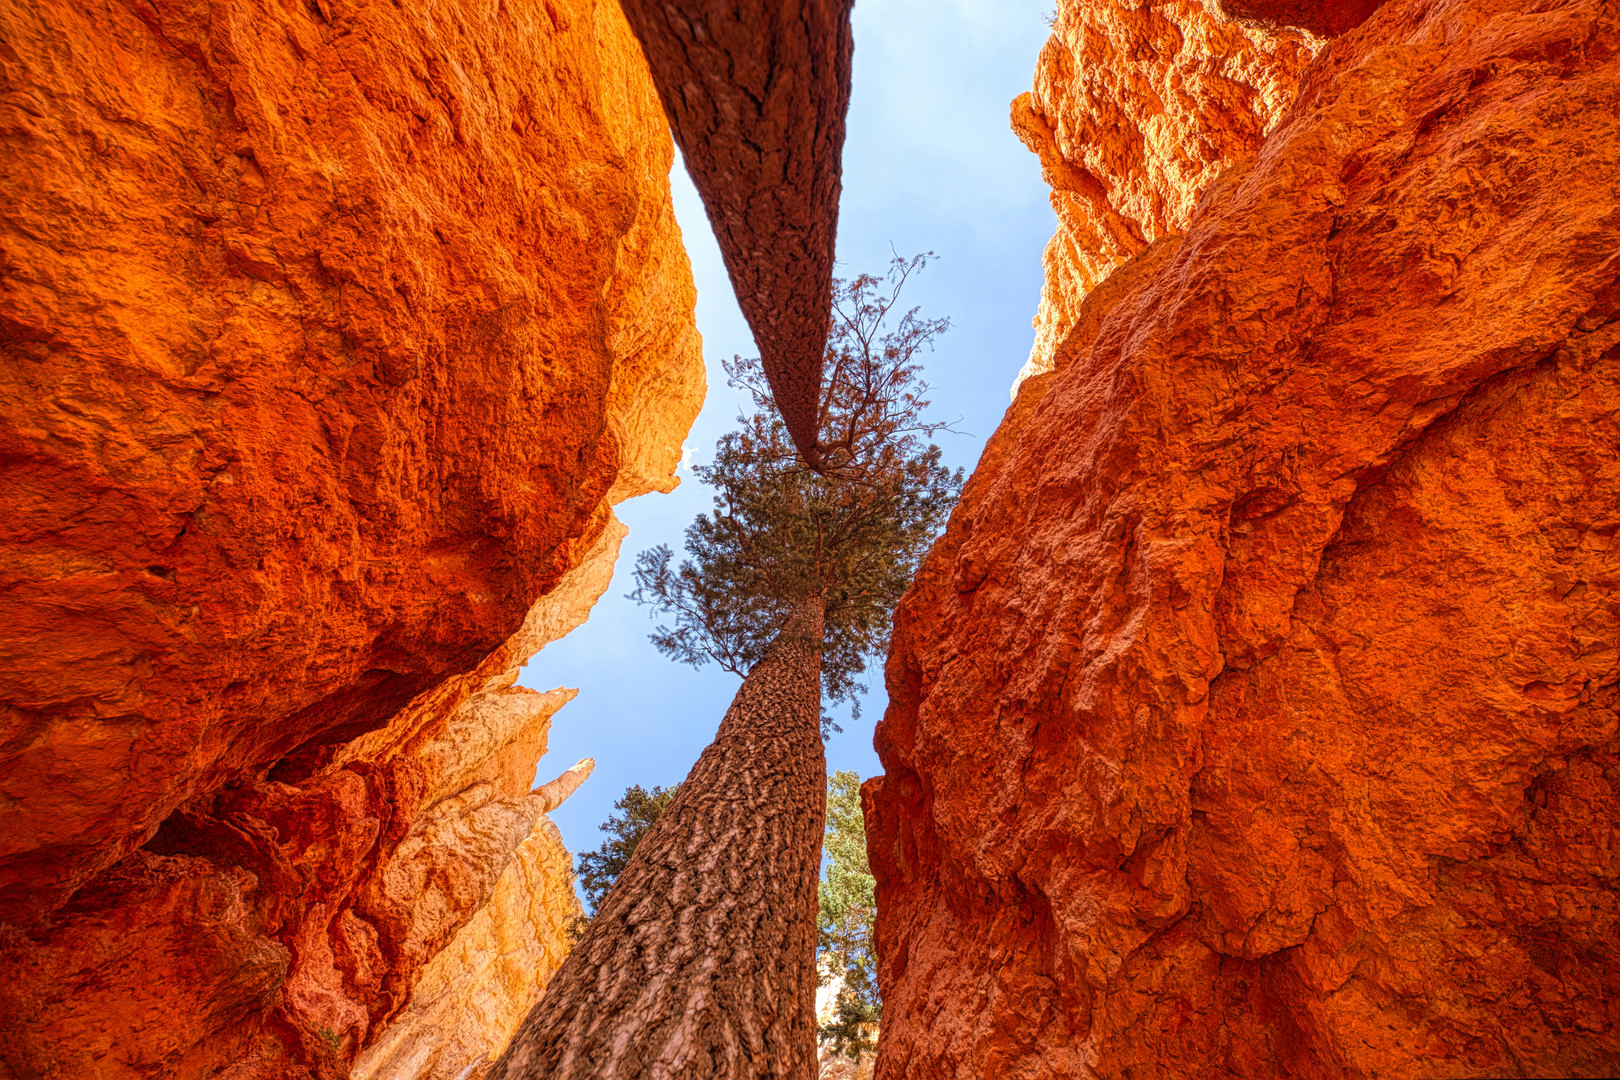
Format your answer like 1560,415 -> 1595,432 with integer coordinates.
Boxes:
0,0 -> 702,1073
1219,0 -> 1387,39
869,0 -> 1620,1077
1009,0 -> 1319,387
350,793 -> 587,1080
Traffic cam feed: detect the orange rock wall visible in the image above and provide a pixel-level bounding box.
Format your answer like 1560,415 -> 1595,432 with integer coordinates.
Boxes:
1219,0 -> 1387,39
1010,0 -> 1319,386
0,0 -> 701,1073
869,0 -> 1620,1076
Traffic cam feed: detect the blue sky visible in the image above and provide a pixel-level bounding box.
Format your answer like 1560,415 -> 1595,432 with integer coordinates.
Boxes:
524,0 -> 1057,865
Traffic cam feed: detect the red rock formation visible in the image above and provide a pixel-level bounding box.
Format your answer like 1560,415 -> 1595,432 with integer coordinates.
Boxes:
869,0 -> 1620,1076
617,0 -> 855,465
1010,0 -> 1319,386
0,0 -> 701,1073
1219,0 -> 1385,38
350,812 -> 587,1080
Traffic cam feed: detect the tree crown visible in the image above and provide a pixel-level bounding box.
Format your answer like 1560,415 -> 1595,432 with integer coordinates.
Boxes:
631,256 -> 963,728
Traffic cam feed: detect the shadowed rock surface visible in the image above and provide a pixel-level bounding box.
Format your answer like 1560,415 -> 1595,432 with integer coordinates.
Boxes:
0,0 -> 702,1073
1219,0 -> 1387,37
618,0 -> 856,465
868,0 -> 1620,1076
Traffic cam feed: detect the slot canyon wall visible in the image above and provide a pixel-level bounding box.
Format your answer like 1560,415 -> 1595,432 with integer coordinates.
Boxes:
1009,0 -> 1321,385
0,0 -> 703,1075
869,0 -> 1620,1077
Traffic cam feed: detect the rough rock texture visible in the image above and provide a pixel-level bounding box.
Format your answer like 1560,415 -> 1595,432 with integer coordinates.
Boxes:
0,0 -> 701,1071
350,817 -> 583,1080
618,0 -> 855,465
1009,0 -> 1319,388
1219,0 -> 1386,39
0,518 -> 623,1079
869,0 -> 1620,1077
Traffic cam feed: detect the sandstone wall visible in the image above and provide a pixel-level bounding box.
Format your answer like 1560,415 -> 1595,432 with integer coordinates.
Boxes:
349,817 -> 583,1080
0,0 -> 702,1073
1009,0 -> 1319,389
869,0 -> 1620,1076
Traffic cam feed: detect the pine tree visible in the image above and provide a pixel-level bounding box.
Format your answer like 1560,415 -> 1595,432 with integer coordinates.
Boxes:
576,784 -> 681,914
817,770 -> 880,1062
489,256 -> 960,1080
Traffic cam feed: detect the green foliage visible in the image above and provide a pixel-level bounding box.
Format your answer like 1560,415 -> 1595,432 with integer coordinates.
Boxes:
562,912 -> 590,944
630,256 -> 963,730
315,1025 -> 342,1053
818,771 -> 880,1057
575,783 -> 680,914
818,770 -> 880,1061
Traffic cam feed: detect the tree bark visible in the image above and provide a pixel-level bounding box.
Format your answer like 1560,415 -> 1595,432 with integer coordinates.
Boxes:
487,601 -> 827,1079
613,0 -> 855,468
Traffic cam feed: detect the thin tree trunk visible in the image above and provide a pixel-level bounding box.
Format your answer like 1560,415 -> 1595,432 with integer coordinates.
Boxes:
487,601 -> 827,1080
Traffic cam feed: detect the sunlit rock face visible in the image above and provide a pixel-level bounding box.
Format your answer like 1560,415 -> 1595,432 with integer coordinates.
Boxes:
1009,0 -> 1319,390
350,818 -> 583,1080
0,0 -> 701,1070
869,0 -> 1620,1077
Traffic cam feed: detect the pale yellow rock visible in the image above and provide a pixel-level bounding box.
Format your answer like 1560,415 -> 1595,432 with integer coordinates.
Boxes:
351,817 -> 586,1080
345,519 -> 627,1074
817,1052 -> 876,1080
370,748 -> 595,976
535,758 -> 596,813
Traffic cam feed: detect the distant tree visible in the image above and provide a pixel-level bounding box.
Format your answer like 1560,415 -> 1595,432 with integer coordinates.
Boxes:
575,784 -> 680,914
818,770 -> 879,1061
491,255 -> 960,1080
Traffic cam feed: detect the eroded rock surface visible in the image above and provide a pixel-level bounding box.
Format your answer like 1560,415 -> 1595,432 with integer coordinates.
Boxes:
870,0 -> 1620,1076
0,0 -> 700,1072
0,518 -> 626,1078
1010,0 -> 1319,387
1219,0 -> 1386,38
350,806 -> 586,1080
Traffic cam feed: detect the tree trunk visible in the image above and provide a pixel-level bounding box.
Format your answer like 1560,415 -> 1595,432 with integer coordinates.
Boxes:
614,0 -> 855,468
487,600 -> 827,1080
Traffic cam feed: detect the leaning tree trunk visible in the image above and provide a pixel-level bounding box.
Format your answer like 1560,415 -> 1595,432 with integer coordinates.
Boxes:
487,601 -> 828,1080
614,0 -> 855,467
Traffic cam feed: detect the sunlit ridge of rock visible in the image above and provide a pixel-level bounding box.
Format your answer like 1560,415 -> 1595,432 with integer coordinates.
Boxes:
1009,0 -> 1320,393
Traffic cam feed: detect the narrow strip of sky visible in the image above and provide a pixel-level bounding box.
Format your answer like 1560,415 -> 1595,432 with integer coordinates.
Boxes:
526,0 -> 1057,866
